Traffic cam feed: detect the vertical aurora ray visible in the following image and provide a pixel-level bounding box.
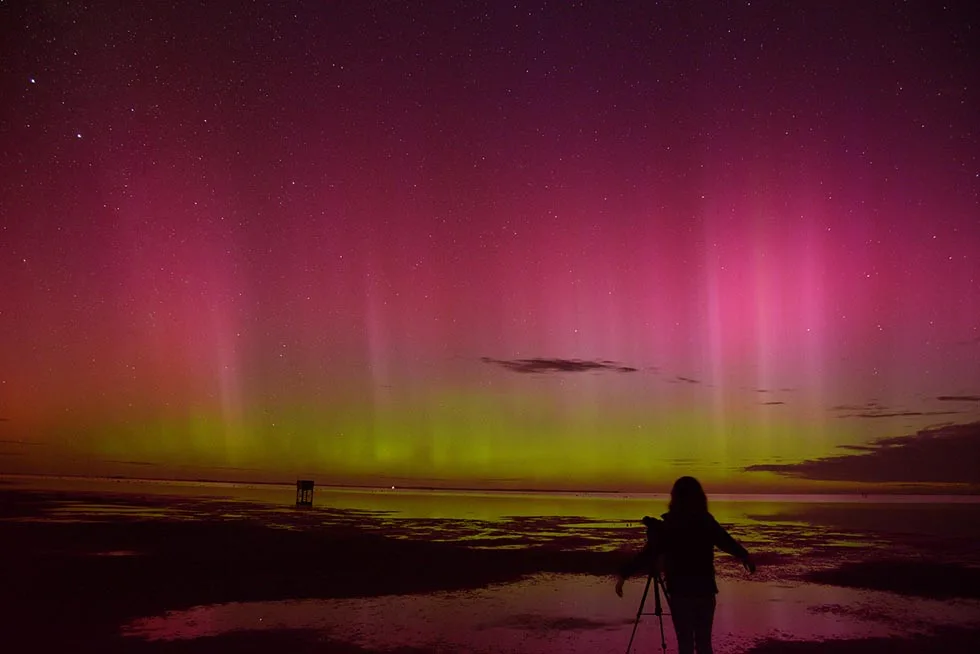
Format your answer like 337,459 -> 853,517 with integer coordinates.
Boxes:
0,1 -> 977,491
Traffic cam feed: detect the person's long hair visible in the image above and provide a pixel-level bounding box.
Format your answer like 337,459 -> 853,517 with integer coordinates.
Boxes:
669,476 -> 708,514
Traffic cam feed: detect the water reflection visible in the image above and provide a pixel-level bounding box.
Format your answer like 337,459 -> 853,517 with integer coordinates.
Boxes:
122,574 -> 980,654
6,476 -> 980,652
6,474 -> 978,526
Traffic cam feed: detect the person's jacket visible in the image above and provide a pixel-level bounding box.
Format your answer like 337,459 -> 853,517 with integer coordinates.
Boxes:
620,510 -> 749,596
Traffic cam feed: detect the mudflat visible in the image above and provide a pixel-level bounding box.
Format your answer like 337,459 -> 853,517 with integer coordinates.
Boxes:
2,486 -> 979,653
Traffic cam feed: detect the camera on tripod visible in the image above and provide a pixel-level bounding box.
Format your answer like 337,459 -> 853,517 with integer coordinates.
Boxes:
641,515 -> 664,566
624,515 -> 669,653
642,515 -> 663,540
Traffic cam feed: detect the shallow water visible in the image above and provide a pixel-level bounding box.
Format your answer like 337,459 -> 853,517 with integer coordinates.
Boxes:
6,474 -> 979,533
121,573 -> 980,654
6,475 -> 980,651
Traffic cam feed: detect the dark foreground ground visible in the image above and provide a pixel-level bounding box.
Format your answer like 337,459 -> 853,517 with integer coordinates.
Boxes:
2,488 -> 978,653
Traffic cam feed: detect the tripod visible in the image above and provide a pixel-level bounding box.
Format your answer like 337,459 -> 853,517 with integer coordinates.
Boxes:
624,569 -> 670,654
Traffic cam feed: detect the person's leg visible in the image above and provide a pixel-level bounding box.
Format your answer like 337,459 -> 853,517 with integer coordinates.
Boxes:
692,594 -> 717,654
668,594 -> 696,654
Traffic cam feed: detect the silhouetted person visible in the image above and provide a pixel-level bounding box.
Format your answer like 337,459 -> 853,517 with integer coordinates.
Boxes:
616,476 -> 756,654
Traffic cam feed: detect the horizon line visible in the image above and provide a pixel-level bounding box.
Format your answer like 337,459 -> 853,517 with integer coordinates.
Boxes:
2,471 -> 979,497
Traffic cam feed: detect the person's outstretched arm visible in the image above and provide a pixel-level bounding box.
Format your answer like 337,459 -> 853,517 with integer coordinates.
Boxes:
711,516 -> 756,573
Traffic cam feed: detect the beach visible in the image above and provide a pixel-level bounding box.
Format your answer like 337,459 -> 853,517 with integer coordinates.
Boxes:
2,478 -> 979,653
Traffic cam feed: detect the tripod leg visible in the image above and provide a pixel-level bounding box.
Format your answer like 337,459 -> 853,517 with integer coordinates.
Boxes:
654,576 -> 667,653
624,573 -> 653,654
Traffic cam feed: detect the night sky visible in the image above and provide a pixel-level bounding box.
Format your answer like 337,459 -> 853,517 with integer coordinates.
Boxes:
1,1 -> 977,492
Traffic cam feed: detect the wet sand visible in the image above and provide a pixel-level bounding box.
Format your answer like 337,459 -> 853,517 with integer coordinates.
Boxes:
2,487 -> 978,653
0,488 -> 616,652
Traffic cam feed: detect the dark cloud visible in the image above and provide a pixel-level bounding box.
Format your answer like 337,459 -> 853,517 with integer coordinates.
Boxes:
830,402 -> 961,419
937,395 -> 980,402
846,410 -> 962,419
830,402 -> 882,412
761,401 -> 785,406
480,357 -> 637,374
745,421 -> 980,484
673,376 -> 701,384
917,421 -> 960,436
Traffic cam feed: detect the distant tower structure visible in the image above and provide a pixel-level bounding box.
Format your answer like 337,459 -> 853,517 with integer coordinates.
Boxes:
296,479 -> 314,507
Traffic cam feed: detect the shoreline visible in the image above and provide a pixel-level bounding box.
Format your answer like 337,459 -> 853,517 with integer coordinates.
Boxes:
4,472 -> 979,500
2,487 -> 979,653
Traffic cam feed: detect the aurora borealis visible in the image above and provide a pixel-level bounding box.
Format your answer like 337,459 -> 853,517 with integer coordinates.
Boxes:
1,1 -> 977,492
